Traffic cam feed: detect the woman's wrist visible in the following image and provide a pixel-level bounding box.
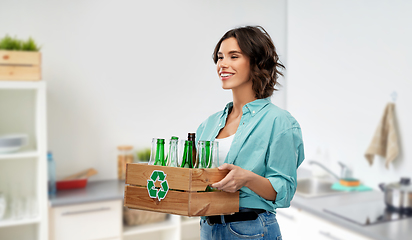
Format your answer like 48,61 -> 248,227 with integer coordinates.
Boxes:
243,170 -> 255,189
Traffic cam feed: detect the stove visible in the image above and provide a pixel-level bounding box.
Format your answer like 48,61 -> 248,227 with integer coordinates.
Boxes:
324,201 -> 412,226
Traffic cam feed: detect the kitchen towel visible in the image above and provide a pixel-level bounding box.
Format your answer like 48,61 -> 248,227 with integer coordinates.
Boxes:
364,103 -> 399,169
331,182 -> 372,192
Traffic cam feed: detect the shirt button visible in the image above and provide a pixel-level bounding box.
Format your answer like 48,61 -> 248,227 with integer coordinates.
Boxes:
219,123 -> 221,126
252,111 -> 255,114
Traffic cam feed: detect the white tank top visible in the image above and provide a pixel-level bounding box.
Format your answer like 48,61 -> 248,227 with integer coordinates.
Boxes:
214,134 -> 235,166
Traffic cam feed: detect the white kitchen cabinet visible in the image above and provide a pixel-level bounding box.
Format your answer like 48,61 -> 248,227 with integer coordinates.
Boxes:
123,213 -> 180,240
277,207 -> 373,240
0,81 -> 48,240
299,210 -> 372,240
180,217 -> 201,240
49,200 -> 122,240
276,207 -> 306,239
122,213 -> 202,240
49,199 -> 198,240
123,214 -> 200,240
122,210 -> 201,240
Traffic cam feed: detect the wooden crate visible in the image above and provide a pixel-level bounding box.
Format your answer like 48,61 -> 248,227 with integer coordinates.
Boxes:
0,50 -> 41,81
124,163 -> 239,217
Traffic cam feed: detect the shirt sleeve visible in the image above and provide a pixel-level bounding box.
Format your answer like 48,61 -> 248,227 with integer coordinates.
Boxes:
265,127 -> 304,208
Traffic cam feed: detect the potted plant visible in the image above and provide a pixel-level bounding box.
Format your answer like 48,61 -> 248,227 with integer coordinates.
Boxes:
0,35 -> 41,81
136,148 -> 151,163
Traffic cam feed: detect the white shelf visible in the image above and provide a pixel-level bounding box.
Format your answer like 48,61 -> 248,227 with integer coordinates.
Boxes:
0,217 -> 41,228
0,81 -> 44,89
0,81 -> 48,239
123,219 -> 179,236
0,150 -> 39,160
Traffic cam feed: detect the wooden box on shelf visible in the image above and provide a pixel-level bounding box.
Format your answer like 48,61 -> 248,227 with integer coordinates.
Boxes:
0,50 -> 41,81
124,163 -> 239,217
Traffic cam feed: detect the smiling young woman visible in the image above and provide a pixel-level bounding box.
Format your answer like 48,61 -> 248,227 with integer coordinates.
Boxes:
196,26 -> 305,240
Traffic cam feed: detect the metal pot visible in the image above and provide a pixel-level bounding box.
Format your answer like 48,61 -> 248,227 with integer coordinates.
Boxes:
379,177 -> 412,213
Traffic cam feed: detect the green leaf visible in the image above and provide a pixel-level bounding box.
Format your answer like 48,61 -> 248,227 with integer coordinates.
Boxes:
22,37 -> 40,51
0,35 -> 40,51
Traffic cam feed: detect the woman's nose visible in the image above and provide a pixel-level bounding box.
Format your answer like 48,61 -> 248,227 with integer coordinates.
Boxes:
219,59 -> 228,69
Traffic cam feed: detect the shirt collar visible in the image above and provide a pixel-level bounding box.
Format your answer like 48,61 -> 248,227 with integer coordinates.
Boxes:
222,97 -> 271,117
223,102 -> 233,117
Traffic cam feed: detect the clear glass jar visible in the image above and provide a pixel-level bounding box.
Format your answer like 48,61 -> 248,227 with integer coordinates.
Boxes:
117,145 -> 134,180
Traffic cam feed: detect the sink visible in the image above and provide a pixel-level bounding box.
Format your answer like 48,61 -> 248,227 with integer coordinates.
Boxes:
296,178 -> 348,198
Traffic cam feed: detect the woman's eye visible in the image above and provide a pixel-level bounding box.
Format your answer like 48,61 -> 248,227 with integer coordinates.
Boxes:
217,56 -> 223,60
231,55 -> 238,59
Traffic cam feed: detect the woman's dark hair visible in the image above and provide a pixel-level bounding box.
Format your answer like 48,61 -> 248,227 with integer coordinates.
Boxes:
213,26 -> 285,99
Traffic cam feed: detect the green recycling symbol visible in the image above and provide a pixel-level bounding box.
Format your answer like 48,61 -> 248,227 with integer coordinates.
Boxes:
147,170 -> 169,201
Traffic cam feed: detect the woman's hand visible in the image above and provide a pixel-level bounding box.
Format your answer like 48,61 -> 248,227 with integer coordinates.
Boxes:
210,164 -> 252,193
211,163 -> 278,201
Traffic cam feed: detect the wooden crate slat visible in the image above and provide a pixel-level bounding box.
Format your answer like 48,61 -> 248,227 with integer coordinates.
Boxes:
126,163 -> 192,191
126,163 -> 230,192
124,186 -> 239,217
190,168 -> 230,191
124,185 -> 189,216
0,50 -> 41,65
0,65 -> 41,81
188,191 -> 239,216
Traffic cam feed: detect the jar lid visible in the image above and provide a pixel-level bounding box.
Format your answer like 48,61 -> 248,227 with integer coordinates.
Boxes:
117,145 -> 133,150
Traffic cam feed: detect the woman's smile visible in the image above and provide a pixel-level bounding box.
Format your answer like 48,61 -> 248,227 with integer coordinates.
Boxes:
219,71 -> 235,81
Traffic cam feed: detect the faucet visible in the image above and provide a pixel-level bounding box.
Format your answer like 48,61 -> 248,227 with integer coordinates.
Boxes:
308,160 -> 351,180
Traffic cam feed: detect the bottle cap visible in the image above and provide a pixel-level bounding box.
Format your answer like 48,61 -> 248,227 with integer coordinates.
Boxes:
188,133 -> 195,138
157,139 -> 165,144
171,136 -> 179,140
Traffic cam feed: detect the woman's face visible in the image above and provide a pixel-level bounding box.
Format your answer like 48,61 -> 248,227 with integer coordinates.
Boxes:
216,37 -> 251,90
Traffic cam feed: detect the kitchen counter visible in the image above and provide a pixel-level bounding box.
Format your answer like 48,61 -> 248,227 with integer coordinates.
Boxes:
49,179 -> 125,207
291,190 -> 412,240
49,179 -> 412,240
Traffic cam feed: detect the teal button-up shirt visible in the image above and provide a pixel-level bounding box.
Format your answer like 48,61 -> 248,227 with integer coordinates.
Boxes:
196,98 -> 304,213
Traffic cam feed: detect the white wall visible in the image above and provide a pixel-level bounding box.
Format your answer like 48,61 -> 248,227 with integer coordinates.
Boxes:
0,0 -> 287,180
287,0 -> 412,188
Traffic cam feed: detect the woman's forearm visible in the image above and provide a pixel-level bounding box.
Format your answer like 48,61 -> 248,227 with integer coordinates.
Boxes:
244,171 -> 277,201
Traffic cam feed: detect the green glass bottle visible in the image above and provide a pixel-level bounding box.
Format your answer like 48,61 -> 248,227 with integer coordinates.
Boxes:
188,133 -> 197,169
180,140 -> 192,168
205,141 -> 211,168
195,141 -> 212,169
166,136 -> 179,167
154,139 -> 165,166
